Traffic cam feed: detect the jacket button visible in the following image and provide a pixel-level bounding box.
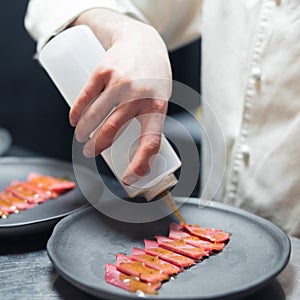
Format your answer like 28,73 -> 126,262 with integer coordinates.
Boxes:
240,144 -> 250,165
252,67 -> 262,80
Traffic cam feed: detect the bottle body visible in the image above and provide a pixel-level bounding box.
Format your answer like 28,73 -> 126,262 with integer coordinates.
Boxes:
39,25 -> 181,200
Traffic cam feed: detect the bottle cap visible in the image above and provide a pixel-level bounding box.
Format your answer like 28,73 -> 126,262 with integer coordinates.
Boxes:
143,173 -> 178,201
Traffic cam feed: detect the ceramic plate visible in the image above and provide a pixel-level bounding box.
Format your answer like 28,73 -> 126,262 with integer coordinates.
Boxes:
0,128 -> 12,156
0,157 -> 99,236
47,197 -> 291,300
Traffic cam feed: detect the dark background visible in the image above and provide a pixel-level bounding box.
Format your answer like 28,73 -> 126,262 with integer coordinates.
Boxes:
0,0 -> 200,162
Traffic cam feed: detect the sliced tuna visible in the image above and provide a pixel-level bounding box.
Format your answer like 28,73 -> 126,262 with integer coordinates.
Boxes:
155,235 -> 208,259
0,195 -> 18,213
105,264 -> 161,294
169,223 -> 225,252
130,247 -> 181,275
28,173 -> 76,192
21,182 -> 57,198
5,183 -> 47,204
183,224 -> 230,243
0,192 -> 35,210
144,239 -> 195,268
116,253 -> 169,283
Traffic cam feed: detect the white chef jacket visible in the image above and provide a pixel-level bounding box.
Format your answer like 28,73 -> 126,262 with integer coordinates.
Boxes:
25,0 -> 300,237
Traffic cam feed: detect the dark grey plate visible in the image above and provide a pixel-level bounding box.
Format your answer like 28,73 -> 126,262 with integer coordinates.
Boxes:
0,157 -> 96,237
47,198 -> 291,300
0,128 -> 12,156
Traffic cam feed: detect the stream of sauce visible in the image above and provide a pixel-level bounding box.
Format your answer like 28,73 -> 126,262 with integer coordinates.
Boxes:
160,191 -> 186,224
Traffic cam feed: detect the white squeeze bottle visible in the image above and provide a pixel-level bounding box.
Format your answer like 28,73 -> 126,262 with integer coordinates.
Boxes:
39,25 -> 184,220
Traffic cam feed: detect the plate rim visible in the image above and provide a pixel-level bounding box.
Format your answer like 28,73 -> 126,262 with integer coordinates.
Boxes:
47,197 -> 291,300
0,128 -> 12,156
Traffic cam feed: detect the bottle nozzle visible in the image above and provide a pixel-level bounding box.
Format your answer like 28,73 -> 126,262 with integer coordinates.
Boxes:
143,173 -> 178,201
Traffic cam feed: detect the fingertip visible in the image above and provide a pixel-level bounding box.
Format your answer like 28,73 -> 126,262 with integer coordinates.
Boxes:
122,162 -> 149,186
83,147 -> 94,158
68,112 -> 75,127
122,174 -> 139,186
76,134 -> 86,143
69,119 -> 77,127
74,126 -> 88,143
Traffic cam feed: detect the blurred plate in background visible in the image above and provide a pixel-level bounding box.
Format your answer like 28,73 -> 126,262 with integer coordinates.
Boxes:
0,157 -> 101,237
0,128 -> 12,156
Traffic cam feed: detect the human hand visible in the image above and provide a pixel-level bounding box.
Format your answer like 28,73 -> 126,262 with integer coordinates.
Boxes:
69,9 -> 172,185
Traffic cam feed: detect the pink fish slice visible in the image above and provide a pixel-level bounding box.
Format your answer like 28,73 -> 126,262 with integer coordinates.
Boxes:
105,264 -> 161,294
116,253 -> 169,283
155,235 -> 208,260
130,247 -> 182,275
144,239 -> 195,268
183,224 -> 230,243
169,223 -> 225,252
5,183 -> 48,204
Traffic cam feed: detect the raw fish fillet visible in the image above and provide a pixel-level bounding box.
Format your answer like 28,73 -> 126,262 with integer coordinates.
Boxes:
105,264 -> 161,294
169,223 -> 225,252
28,173 -> 76,192
183,224 -> 230,243
130,247 -> 181,275
5,183 -> 48,204
155,235 -> 208,259
116,253 -> 169,283
144,239 -> 195,268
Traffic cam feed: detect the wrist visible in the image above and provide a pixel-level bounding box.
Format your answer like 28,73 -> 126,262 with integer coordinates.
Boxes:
71,8 -> 140,50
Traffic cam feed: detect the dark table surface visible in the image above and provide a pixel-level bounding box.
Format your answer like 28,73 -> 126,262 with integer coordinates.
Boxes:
1,146 -> 300,300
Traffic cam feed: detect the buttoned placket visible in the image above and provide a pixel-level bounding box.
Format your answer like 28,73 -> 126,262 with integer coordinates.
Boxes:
225,0 -> 275,204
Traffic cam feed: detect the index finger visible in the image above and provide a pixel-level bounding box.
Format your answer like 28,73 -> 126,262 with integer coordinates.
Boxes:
69,67 -> 109,126
122,110 -> 166,186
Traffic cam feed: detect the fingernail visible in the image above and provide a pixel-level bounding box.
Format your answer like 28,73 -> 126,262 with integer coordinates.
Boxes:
122,174 -> 139,186
77,136 -> 84,143
83,148 -> 93,158
69,113 -> 77,127
70,119 -> 76,127
75,132 -> 85,143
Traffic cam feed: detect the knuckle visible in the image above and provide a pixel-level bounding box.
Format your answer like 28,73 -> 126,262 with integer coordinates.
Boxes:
78,90 -> 91,104
137,85 -> 155,99
102,120 -> 119,136
150,100 -> 168,113
93,70 -> 104,82
85,105 -> 99,121
93,66 -> 113,84
101,65 -> 124,81
112,68 -> 125,80
130,162 -> 148,177
143,138 -> 161,155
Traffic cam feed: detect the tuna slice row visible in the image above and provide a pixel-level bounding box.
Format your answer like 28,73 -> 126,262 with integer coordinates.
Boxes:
105,222 -> 230,295
0,173 -> 76,218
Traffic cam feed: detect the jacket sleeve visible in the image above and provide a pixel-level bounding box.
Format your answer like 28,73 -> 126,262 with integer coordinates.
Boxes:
24,0 -> 202,52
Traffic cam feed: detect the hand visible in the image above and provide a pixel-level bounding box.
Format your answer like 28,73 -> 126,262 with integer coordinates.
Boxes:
69,9 -> 172,185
